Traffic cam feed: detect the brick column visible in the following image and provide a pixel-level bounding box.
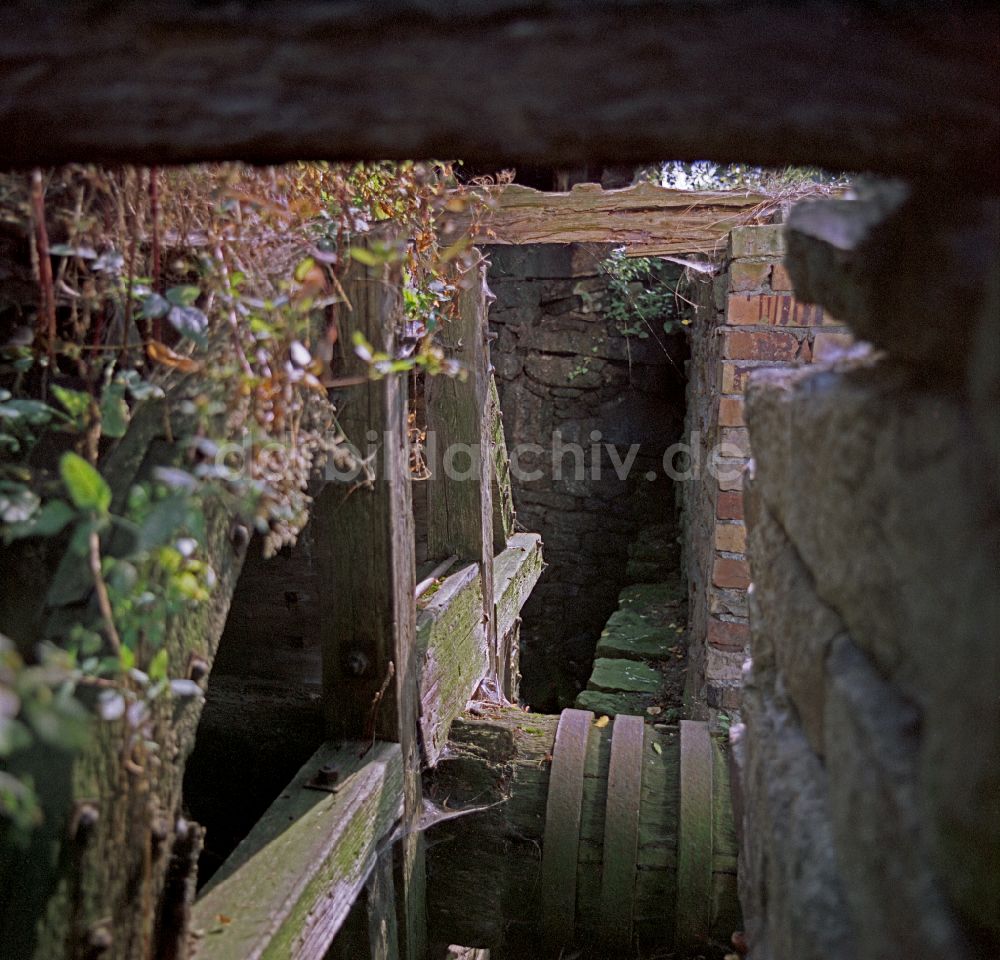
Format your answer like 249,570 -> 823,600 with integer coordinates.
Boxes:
700,224 -> 854,711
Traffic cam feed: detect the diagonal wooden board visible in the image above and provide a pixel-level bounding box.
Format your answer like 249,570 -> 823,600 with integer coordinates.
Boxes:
191,741 -> 403,960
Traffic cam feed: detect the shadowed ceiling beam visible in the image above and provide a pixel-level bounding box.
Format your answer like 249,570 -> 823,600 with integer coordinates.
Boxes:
0,2 -> 997,178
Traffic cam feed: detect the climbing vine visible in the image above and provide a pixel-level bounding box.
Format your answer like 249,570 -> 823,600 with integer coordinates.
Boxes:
0,161 -> 486,838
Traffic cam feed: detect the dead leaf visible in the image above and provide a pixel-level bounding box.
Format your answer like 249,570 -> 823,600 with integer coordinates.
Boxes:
594,715 -> 610,728
147,340 -> 201,372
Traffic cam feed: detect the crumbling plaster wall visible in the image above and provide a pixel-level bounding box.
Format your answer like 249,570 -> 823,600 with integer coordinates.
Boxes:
485,243 -> 687,710
732,187 -> 1000,959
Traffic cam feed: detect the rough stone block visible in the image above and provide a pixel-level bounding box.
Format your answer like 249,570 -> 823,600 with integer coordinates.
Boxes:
729,261 -> 772,292
737,675 -> 859,960
744,481 -> 842,755
574,689 -> 653,717
824,636 -> 973,959
727,293 -> 824,328
745,357 -> 1000,939
713,556 -> 750,589
709,585 -> 749,619
706,646 -> 747,683
729,224 -> 786,259
707,617 -> 750,650
723,329 -> 801,361
587,657 -> 663,695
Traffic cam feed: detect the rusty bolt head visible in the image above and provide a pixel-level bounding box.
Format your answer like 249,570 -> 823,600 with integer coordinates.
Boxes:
315,764 -> 339,786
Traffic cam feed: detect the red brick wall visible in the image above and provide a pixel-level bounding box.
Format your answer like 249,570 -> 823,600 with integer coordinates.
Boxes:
683,223 -> 855,714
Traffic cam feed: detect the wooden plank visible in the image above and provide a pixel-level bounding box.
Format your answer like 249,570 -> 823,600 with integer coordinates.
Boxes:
600,714 -> 645,952
426,258 -> 496,683
488,375 -> 515,553
541,708 -> 593,948
469,182 -> 775,256
191,741 -> 403,960
416,562 -> 489,766
365,854 -> 400,960
312,246 -> 426,959
493,533 -> 544,641
417,535 -> 545,765
0,3 -> 995,181
675,720 -> 714,949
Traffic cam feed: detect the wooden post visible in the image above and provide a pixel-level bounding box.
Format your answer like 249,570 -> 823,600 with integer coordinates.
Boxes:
313,247 -> 426,960
426,258 -> 497,688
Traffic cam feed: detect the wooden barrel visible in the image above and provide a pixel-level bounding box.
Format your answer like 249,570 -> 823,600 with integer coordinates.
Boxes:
424,708 -> 741,958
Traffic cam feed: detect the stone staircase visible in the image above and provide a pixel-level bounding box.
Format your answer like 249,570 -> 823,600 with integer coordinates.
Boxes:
575,577 -> 688,719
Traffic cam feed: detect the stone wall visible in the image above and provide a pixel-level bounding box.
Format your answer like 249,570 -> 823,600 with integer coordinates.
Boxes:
486,244 -> 687,710
682,224 -> 853,715
732,187 -> 1000,959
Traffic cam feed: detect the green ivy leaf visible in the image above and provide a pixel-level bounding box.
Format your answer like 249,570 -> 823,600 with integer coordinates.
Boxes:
165,285 -> 201,308
0,398 -> 59,426
148,648 -> 169,684
167,306 -> 208,345
139,293 -> 171,320
60,453 -> 111,514
99,382 -> 129,439
2,499 -> 75,544
0,716 -> 32,757
0,484 -> 40,525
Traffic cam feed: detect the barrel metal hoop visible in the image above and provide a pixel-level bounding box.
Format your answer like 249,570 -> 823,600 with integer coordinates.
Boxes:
675,719 -> 714,948
599,713 -> 645,951
541,707 -> 593,947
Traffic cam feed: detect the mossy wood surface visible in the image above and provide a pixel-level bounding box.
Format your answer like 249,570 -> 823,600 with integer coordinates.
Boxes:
466,182 -> 775,257
426,260 -> 496,683
191,741 -> 403,960
424,709 -> 739,957
0,395 -> 252,960
416,534 -> 545,767
312,251 -> 426,959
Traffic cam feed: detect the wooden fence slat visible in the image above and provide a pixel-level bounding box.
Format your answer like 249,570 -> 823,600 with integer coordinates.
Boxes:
487,375 -> 515,554
191,741 -> 403,960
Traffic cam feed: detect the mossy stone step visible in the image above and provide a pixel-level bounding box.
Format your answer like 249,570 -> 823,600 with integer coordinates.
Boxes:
574,689 -> 654,717
619,581 -> 686,609
587,657 -> 663,695
596,625 -> 674,661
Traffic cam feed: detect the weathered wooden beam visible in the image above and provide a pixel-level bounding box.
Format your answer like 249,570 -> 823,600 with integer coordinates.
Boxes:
416,534 -> 544,765
426,259 -> 497,682
471,182 -> 774,256
312,248 -> 426,959
0,2 -> 996,180
487,376 -> 515,554
191,741 -> 403,960
417,562 -> 488,766
493,533 -> 543,643
0,394 -> 252,960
